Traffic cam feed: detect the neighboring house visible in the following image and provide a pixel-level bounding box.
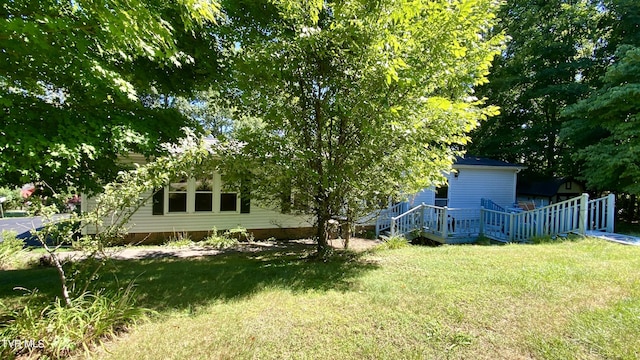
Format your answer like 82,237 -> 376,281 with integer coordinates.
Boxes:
517,177 -> 586,207
407,156 -> 526,209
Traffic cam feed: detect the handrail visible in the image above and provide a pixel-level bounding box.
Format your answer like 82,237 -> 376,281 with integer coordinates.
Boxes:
481,198 -> 505,212
390,204 -> 426,236
376,201 -> 410,236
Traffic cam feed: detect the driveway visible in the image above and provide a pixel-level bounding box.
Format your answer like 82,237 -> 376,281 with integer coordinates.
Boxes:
0,215 -> 70,246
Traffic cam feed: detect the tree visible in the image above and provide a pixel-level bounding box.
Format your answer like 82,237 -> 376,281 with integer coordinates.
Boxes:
561,0 -> 640,195
220,0 -> 504,253
30,131 -> 218,307
0,0 -> 220,192
468,0 -> 601,177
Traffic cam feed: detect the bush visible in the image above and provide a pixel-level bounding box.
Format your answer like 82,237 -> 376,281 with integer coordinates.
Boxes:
0,285 -> 150,359
199,227 -> 250,249
0,186 -> 23,211
0,231 -> 25,269
377,235 -> 410,250
164,231 -> 194,248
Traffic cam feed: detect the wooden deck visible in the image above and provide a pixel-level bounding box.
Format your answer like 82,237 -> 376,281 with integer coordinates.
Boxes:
385,194 -> 617,244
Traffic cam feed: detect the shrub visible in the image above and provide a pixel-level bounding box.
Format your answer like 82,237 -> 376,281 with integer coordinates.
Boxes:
0,284 -> 150,359
164,231 -> 194,248
0,186 -> 23,211
0,231 -> 25,270
377,235 -> 410,250
199,227 -> 247,249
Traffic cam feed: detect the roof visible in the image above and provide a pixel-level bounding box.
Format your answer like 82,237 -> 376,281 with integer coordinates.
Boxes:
517,177 -> 573,197
453,156 -> 525,169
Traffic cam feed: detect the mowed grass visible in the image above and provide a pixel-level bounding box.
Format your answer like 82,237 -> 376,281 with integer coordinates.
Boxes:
2,238 -> 640,359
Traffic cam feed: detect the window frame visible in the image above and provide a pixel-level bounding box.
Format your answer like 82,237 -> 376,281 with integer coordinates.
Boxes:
161,175 -> 244,215
167,178 -> 189,213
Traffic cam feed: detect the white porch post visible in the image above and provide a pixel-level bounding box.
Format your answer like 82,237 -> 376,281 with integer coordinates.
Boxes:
508,212 -> 514,242
441,207 -> 448,238
579,193 -> 589,235
479,207 -> 485,236
420,203 -> 425,231
390,215 -> 397,237
606,193 -> 615,233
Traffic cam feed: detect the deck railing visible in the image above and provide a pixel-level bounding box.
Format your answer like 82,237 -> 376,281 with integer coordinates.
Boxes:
588,194 -> 615,232
481,196 -> 584,242
375,202 -> 407,236
481,194 -> 615,242
390,205 -> 481,239
386,193 -> 615,243
390,204 -> 425,236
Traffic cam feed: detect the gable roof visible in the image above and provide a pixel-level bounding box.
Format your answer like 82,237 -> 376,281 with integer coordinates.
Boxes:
453,156 -> 525,170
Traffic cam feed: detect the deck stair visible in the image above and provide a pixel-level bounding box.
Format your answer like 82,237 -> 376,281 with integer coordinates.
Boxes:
386,194 -> 616,244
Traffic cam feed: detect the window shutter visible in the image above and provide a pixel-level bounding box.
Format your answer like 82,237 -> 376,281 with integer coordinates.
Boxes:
152,187 -> 164,215
240,180 -> 251,213
240,191 -> 250,214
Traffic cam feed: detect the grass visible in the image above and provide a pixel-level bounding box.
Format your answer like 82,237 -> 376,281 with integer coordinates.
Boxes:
1,237 -> 639,359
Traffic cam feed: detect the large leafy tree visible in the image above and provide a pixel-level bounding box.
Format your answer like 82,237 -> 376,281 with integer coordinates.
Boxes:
221,0 -> 504,252
561,0 -> 640,195
0,0 -> 220,192
468,0 -> 601,177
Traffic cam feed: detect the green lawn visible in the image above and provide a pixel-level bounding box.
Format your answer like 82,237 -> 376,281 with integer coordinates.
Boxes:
2,238 -> 640,359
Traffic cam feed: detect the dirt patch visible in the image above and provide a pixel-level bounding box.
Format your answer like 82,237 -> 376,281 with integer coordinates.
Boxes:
328,237 -> 382,251
45,237 -> 382,262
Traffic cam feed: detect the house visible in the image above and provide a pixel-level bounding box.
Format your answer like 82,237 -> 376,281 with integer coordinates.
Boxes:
81,153 -> 315,243
409,156 -> 526,209
377,156 -> 525,239
379,157 -> 616,244
517,176 -> 586,207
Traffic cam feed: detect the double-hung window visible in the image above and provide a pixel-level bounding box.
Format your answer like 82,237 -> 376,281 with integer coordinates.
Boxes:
168,178 -> 188,213
195,178 -> 214,212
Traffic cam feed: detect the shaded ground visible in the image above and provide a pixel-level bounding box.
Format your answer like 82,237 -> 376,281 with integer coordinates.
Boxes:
45,237 -> 383,262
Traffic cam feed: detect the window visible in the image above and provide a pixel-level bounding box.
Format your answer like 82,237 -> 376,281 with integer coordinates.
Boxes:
195,178 -> 213,212
220,193 -> 237,212
152,176 -> 248,215
168,179 -> 188,212
435,186 -> 448,207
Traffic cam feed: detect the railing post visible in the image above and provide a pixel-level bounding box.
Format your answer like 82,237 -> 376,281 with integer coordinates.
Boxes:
606,193 -> 615,233
479,207 -> 485,236
420,203 -> 425,232
508,212 -> 514,242
441,206 -> 448,238
390,216 -> 397,236
579,193 -> 589,235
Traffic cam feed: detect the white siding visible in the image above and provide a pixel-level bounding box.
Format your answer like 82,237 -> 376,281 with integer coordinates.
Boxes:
408,188 -> 435,206
447,167 -> 518,209
84,191 -> 312,234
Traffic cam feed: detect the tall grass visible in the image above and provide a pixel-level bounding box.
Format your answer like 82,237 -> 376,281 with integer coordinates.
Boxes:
0,230 -> 26,269
0,284 -> 149,359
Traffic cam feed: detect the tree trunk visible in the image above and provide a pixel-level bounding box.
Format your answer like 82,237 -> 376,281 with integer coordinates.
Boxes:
315,202 -> 332,257
343,221 -> 351,250
43,244 -> 72,306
